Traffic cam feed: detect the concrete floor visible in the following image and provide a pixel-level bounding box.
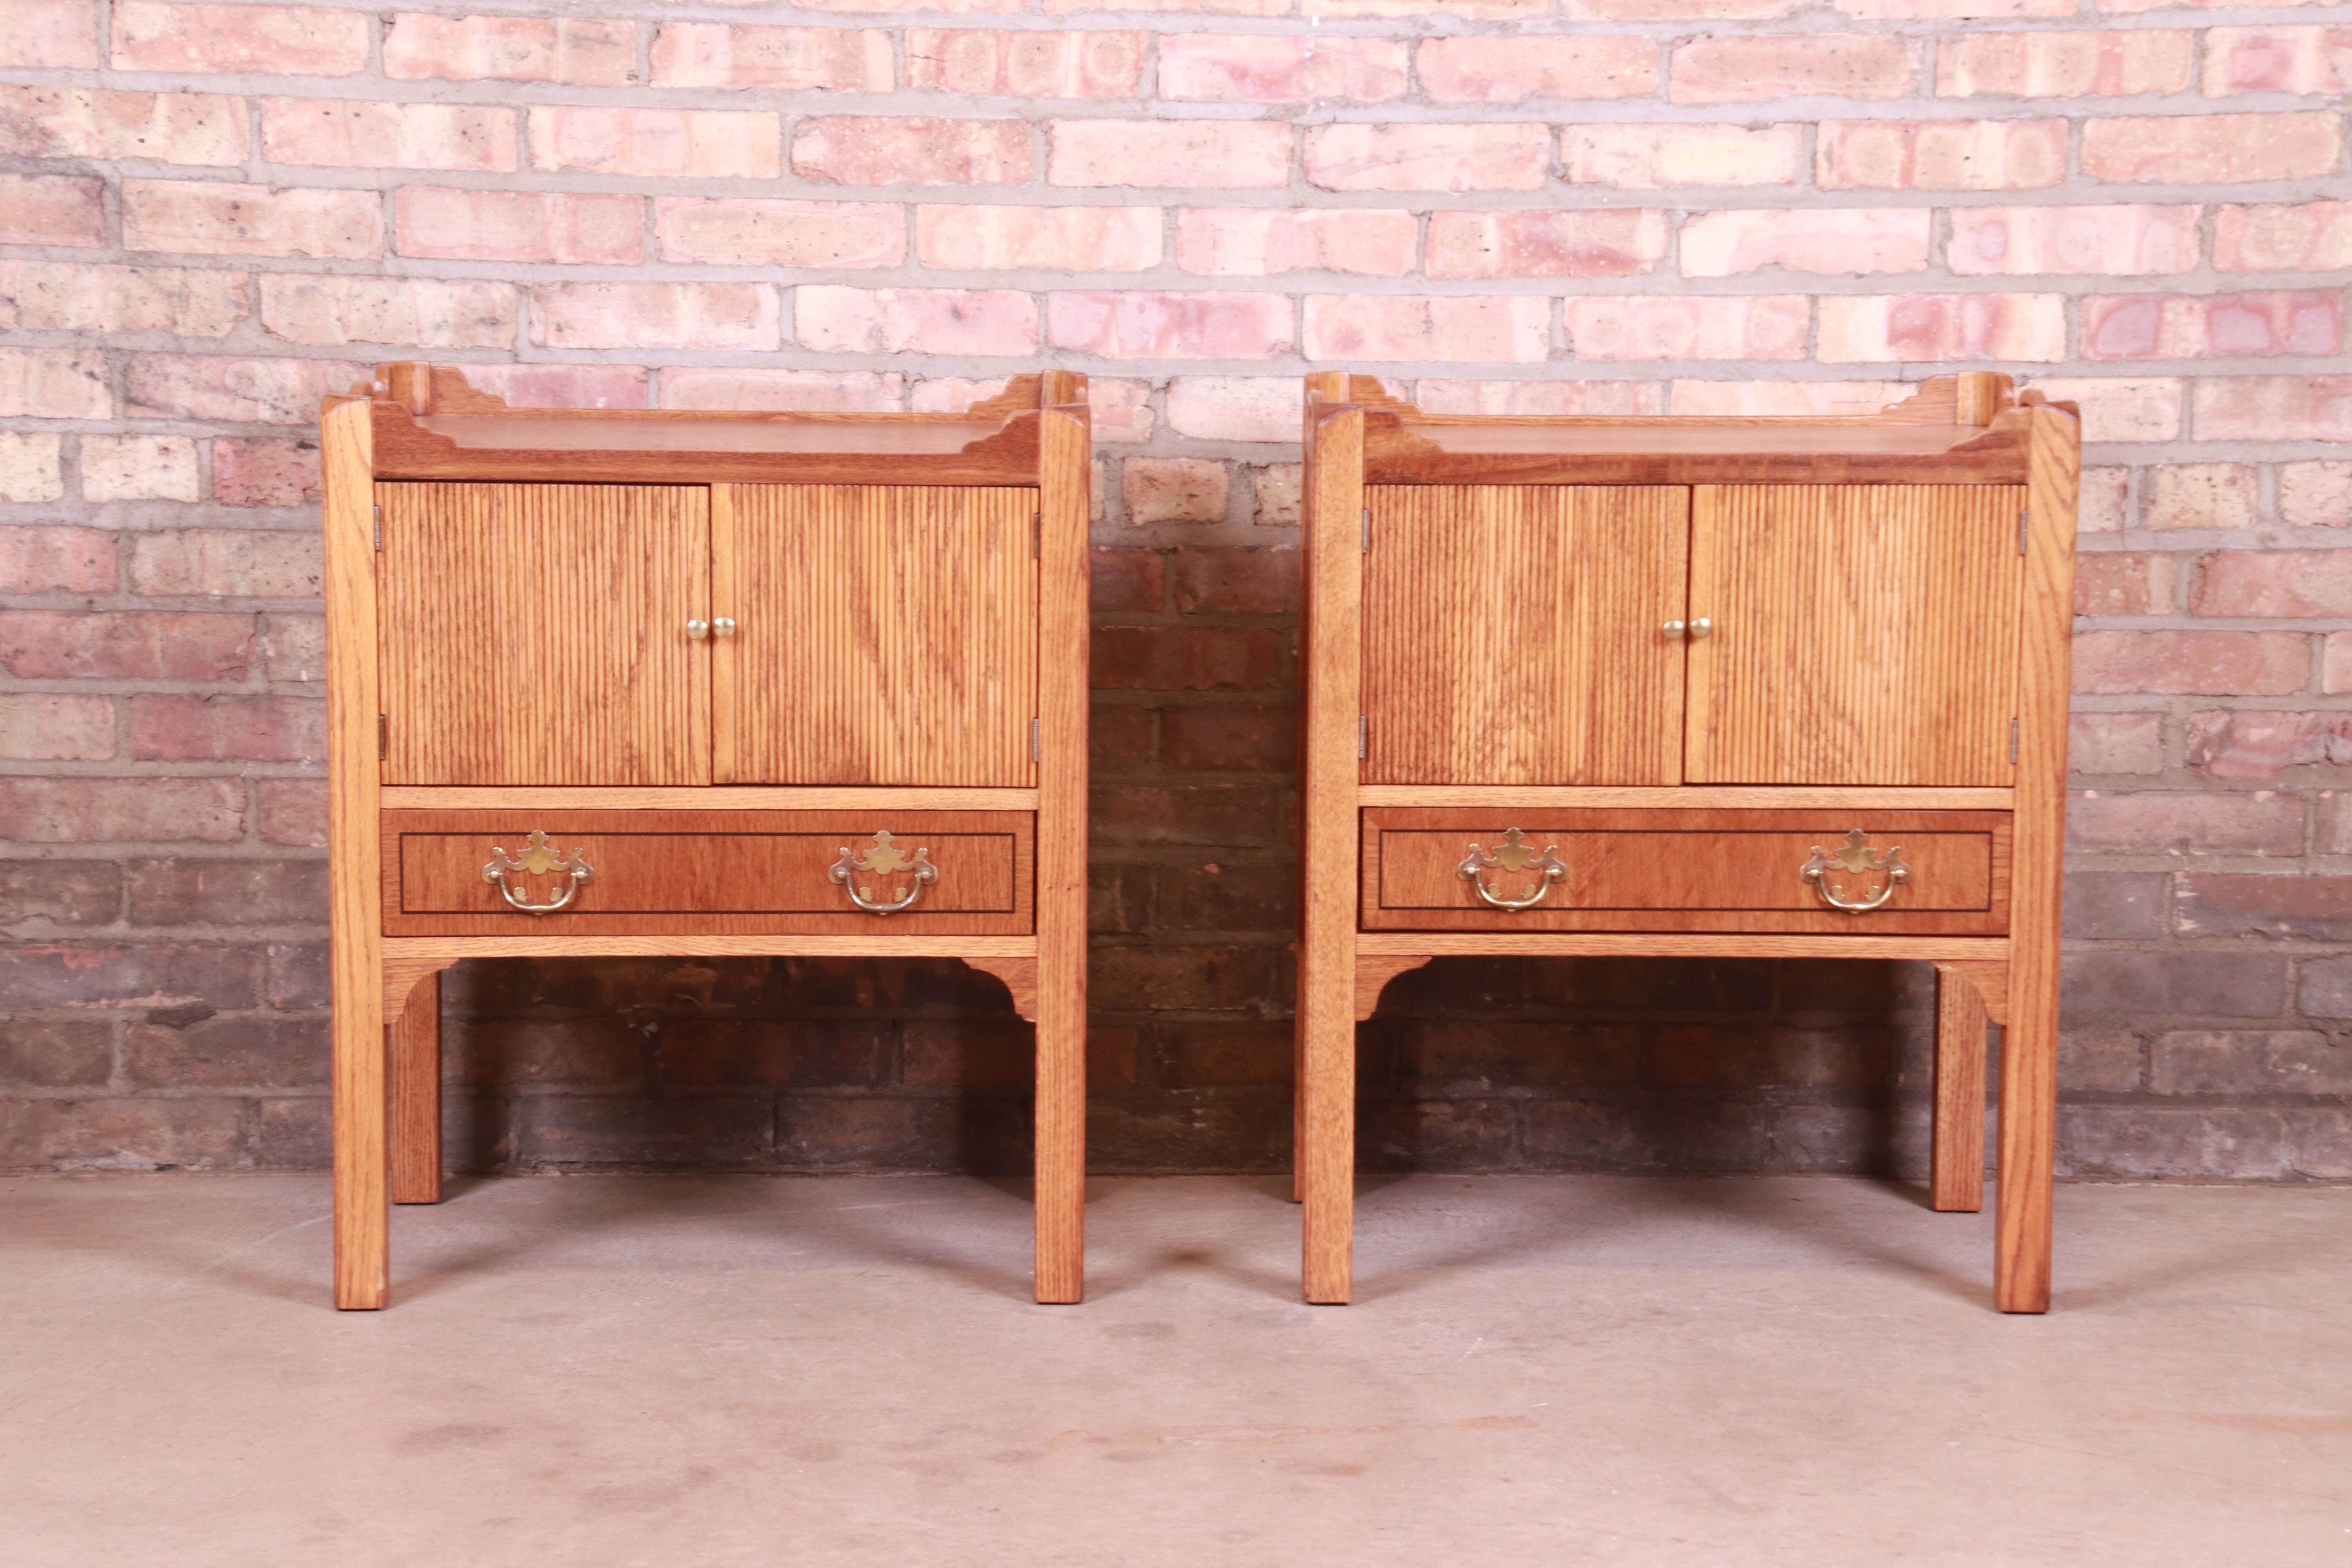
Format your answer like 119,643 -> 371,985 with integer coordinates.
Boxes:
2,1174 -> 2348,1568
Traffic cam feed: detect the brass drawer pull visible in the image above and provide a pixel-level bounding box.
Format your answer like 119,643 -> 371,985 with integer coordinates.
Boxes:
1458,828 -> 1566,911
482,830 -> 594,916
830,829 -> 938,916
1800,829 -> 1910,914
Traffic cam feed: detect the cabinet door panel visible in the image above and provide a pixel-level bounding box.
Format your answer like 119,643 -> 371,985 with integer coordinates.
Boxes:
715,485 -> 1037,787
1362,485 -> 1688,786
377,483 -> 709,786
1686,485 -> 2023,786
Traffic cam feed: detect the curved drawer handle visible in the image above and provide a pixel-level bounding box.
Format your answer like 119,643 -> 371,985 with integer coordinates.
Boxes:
1801,829 -> 1910,914
1458,828 -> 1566,912
830,829 -> 938,916
483,830 -> 594,916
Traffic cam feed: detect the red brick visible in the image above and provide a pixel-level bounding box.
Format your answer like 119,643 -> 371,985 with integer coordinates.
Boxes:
2214,201 -> 2352,273
1671,34 -> 1920,102
650,24 -> 892,91
1092,626 -> 1281,690
0,350 -> 110,419
2069,711 -> 2164,774
123,356 -> 362,425
1165,376 -> 1299,441
528,107 -> 780,179
2194,551 -> 2352,618
2080,467 -> 2131,535
532,283 -> 781,352
1123,458 -> 1230,526
1050,120 -> 1290,189
1083,379 -> 1154,443
2074,630 -> 2309,695
1427,209 -> 1667,278
1681,209 -> 1930,278
797,287 -> 1037,357
1090,547 -> 1163,612
2084,114 -> 2342,184
2282,462 -> 2352,530
2192,377 -> 2352,444
656,197 -> 903,269
0,87 -> 245,166
2184,711 -> 2352,779
2028,377 -> 2183,442
1565,296 -> 1806,361
0,610 -> 249,679
1161,34 -> 1408,101
0,525 -> 112,592
385,13 -> 636,86
916,205 -> 1160,271
1305,123 -> 1547,192
1418,34 -> 1656,101
0,434 -> 62,503
128,694 -> 322,762
262,100 -> 514,172
1816,294 -> 2066,363
1831,0 -> 2073,14
660,368 -> 905,414
0,779 -> 245,843
1673,380 -> 1906,416
1949,205 -> 2200,276
127,529 -> 319,596
2083,291 -> 2343,360
123,181 -> 380,260
1303,295 -> 1549,363
1560,123 -> 1802,187
258,275 -> 514,351
2075,552 -> 2178,615
907,29 -> 1147,96
82,434 -> 199,502
457,365 -> 648,411
112,2 -> 367,74
1173,547 -> 1298,613
0,0 -> 100,69
1252,463 -> 1302,525
794,118 -> 1031,185
1817,120 -> 2065,191
395,188 -> 643,265
1175,208 -> 1414,277
2067,790 -> 2304,857
258,779 -> 325,846
0,261 -> 245,336
1417,380 -> 1667,416
1047,291 -> 1293,360
2202,27 -> 2352,96
0,694 -> 113,762
1161,707 -> 1296,771
1936,28 -> 2193,96
0,174 -> 103,247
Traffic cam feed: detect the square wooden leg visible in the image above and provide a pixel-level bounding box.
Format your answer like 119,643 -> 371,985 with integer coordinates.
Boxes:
1299,953 -> 1355,1304
1996,963 -> 2057,1314
1032,937 -> 1084,1305
1930,962 -> 1991,1213
332,958 -> 388,1311
390,970 -> 443,1205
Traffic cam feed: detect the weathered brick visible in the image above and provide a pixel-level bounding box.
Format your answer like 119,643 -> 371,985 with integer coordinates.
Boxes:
0,261 -> 245,336
1816,294 -> 2065,362
2214,201 -> 2352,273
262,100 -> 514,172
123,180 -> 380,260
1092,943 -> 1279,1008
129,694 -> 323,762
1418,34 -> 1657,101
798,287 -> 1036,356
0,1098 -> 247,1172
520,1096 -> 771,1169
795,117 -> 1031,185
531,283 -> 780,352
1303,294 -> 1548,363
2298,959 -> 2352,1020
0,610 -> 251,679
1672,380 -> 1907,416
2063,871 -> 2166,938
1565,296 -> 1805,361
2318,788 -> 2352,851
2192,377 -> 2352,444
0,523 -> 110,589
2153,1030 -> 2352,1096
528,107 -> 780,180
112,2 -> 367,75
1123,459 -> 1230,526
123,1017 -> 327,1090
2057,1106 -> 2288,1181
2083,113 -> 2341,184
2080,467 -> 2131,535
128,529 -> 319,597
396,188 -> 642,265
2194,551 -> 2352,618
1165,376 -> 1299,442
0,693 -> 113,761
2084,290 -> 2342,361
1092,628 -> 1281,691
1305,123 -> 1547,192
916,205 -> 1160,271
0,87 -> 245,166
1680,209 -> 1931,278
1155,1017 -> 1294,1084
0,779 -> 245,843
1948,205 -> 2200,276
655,197 -> 903,269
1162,34 -> 1408,101
2282,462 -> 2352,530
259,275 -> 514,350
2068,789 -> 2305,855
1817,120 -> 2065,191
1172,547 -> 1298,613
2074,630 -> 2307,695
1051,120 -> 1290,189
1162,706 -> 1297,770
1176,209 -> 1413,278
0,0 -> 100,69
385,13 -> 636,86
124,356 -> 362,426
211,439 -> 318,509
658,368 -> 901,413
2070,711 -> 2165,774
2027,376 -> 2182,442
0,350 -> 108,419
2075,551 -> 2178,615
1936,28 -> 2193,97
2185,711 -> 2352,778
0,173 -> 103,247
2063,949 -> 2287,1017
0,434 -> 64,506
649,23 -> 891,91
1253,463 -> 1303,526
0,1019 -> 113,1088
907,28 -> 1146,97
82,434 -> 199,503
1428,209 -> 1667,279
1559,123 -> 1803,187
1048,292 -> 1293,360
1090,547 -> 1163,613
1419,380 -> 1666,416
1670,33 -> 1920,102
2205,25 -> 2352,96
257,779 -> 325,847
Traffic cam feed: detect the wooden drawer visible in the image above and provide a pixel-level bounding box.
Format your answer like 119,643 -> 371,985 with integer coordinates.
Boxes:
1361,809 -> 2008,935
382,810 -> 1031,936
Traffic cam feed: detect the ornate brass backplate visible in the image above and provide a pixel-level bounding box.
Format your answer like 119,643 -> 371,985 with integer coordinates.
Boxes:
829,829 -> 939,916
1800,828 -> 1911,914
482,829 -> 595,916
1457,827 -> 1567,911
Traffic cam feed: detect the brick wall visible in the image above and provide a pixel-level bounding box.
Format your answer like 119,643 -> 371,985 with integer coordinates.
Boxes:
2,0 -> 2348,1180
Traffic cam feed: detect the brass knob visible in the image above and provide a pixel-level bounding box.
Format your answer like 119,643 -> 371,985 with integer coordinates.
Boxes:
1689,617 -> 1714,639
1663,619 -> 1686,639
712,617 -> 737,638
686,619 -> 710,641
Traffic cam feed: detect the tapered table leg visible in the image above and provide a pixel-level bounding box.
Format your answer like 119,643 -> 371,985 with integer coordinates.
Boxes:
390,970 -> 443,1205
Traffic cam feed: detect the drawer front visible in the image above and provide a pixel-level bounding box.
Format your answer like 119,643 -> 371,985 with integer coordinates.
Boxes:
1363,809 -> 2008,935
383,810 -> 1031,936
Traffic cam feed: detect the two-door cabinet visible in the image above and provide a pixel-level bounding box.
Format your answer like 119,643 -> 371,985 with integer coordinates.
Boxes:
1298,372 -> 2078,1312
322,364 -> 1091,1308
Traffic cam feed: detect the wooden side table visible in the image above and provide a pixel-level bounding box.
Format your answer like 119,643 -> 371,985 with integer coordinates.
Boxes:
322,365 -> 1091,1308
1296,372 -> 2078,1312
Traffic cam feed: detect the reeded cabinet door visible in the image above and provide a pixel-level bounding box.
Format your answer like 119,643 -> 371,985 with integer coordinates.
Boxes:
713,485 -> 1037,786
377,482 -> 711,786
1685,485 -> 2025,786
1361,485 -> 1689,786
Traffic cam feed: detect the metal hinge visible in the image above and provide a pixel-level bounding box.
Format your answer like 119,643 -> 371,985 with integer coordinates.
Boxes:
1361,507 -> 1370,553
2010,718 -> 2020,765
373,504 -> 383,551
1031,716 -> 1041,762
1033,510 -> 1041,559
2018,508 -> 2029,555
1358,714 -> 1368,758
378,713 -> 388,760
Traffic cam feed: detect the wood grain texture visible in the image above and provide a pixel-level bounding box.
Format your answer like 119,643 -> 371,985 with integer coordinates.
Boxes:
1357,786 -> 2012,810
1356,954 -> 1435,1022
1686,485 -> 2025,787
716,485 -> 1037,788
324,396 -> 387,1309
1363,809 -> 2010,935
1300,394 -> 1366,1303
1357,931 -> 2009,960
377,483 -> 710,787
960,955 -> 1039,1022
381,787 -> 1039,811
1363,486 -> 1688,786
388,968 -> 441,1206
383,934 -> 1038,961
1033,405 -> 1091,1304
1931,960 -> 2001,1215
1998,404 -> 2079,1314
